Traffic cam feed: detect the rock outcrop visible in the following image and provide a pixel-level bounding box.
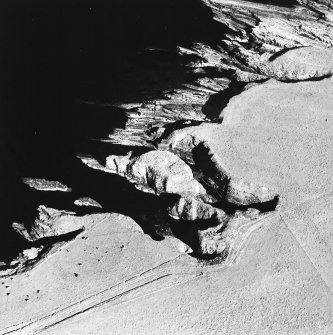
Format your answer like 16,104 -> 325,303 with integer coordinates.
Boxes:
168,197 -> 228,223
168,197 -> 262,255
22,178 -> 72,192
81,150 -> 212,202
74,197 -> 102,209
12,206 -> 80,242
158,129 -> 278,206
198,208 -> 261,255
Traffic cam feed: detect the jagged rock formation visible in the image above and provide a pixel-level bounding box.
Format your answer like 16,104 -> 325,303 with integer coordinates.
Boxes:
197,208 -> 261,255
105,0 -> 333,148
80,150 -> 212,201
79,136 -> 278,255
168,197 -> 228,222
105,151 -> 210,200
12,206 -> 80,242
157,128 -> 278,205
168,197 -> 262,255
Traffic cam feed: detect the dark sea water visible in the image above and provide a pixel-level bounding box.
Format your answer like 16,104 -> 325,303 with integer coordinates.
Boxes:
0,0 -> 230,261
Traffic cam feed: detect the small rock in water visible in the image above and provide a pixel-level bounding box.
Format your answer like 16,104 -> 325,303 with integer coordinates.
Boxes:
74,197 -> 102,209
22,178 -> 72,192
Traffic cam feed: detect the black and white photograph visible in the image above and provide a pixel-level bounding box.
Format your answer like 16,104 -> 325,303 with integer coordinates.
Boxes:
1,0 -> 333,334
